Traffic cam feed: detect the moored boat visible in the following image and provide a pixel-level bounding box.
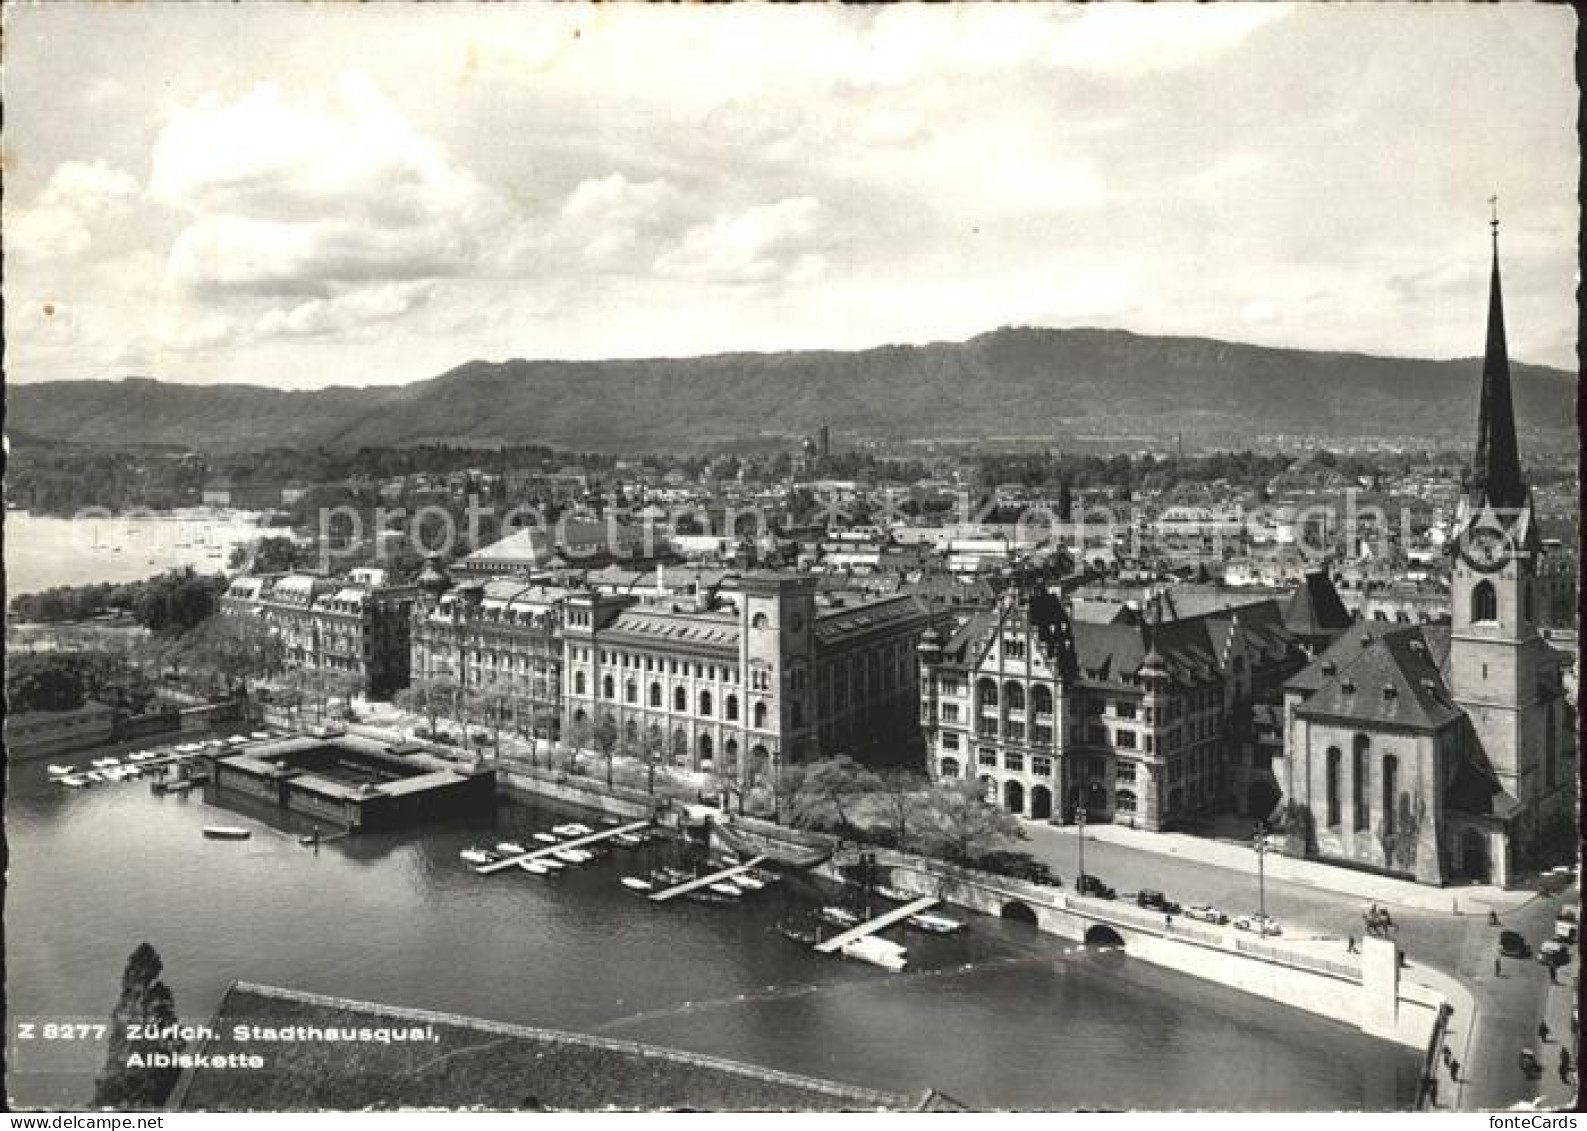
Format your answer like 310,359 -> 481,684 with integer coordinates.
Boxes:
707,881 -> 742,898
539,857 -> 566,871
817,906 -> 862,929
533,832 -> 561,845
203,826 -> 252,840
47,764 -> 74,775
733,874 -> 766,892
519,860 -> 552,876
494,841 -> 527,856
612,833 -> 644,848
907,912 -> 966,935
873,884 -> 914,902
459,848 -> 493,865
775,921 -> 821,945
620,876 -> 654,893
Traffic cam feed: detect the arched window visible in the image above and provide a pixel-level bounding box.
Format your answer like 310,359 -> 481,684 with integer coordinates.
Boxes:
723,738 -> 739,773
1382,755 -> 1399,836
978,678 -> 999,709
725,694 -> 739,721
1005,682 -> 1026,712
699,690 -> 713,716
672,728 -> 688,765
650,681 -> 662,708
625,679 -> 637,704
625,719 -> 638,743
1032,685 -> 1054,716
1325,747 -> 1341,827
602,674 -> 614,699
1351,734 -> 1369,831
674,686 -> 687,712
698,733 -> 713,763
1471,581 -> 1497,623
574,671 -> 587,696
754,701 -> 768,728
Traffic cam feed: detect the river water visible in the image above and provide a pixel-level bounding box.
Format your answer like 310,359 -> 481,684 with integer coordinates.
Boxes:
5,511 -> 268,599
6,755 -> 1418,1111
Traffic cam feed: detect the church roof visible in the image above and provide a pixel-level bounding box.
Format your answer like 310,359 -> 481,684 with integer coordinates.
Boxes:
1289,622 -> 1461,731
1283,570 -> 1354,637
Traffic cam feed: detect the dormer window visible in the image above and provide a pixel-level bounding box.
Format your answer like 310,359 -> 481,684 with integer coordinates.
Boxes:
1382,684 -> 1397,701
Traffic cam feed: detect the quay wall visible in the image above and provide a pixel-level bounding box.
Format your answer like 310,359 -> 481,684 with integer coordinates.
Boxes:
497,765 -> 666,822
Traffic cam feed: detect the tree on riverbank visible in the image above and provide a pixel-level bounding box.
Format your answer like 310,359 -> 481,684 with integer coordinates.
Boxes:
7,651 -> 157,715
92,943 -> 185,1109
396,675 -> 457,739
916,779 -> 1026,864
787,756 -> 877,833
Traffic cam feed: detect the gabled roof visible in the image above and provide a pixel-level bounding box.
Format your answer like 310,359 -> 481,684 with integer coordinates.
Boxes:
1290,622 -> 1461,731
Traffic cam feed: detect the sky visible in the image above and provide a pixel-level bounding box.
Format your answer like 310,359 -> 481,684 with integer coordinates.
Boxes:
3,3 -> 1578,389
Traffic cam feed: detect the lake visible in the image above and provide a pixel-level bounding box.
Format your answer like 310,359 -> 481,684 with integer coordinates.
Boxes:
6,510 -> 269,598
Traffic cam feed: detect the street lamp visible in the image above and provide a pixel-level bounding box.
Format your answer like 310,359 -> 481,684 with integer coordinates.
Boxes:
1076,799 -> 1087,885
1253,819 -> 1269,920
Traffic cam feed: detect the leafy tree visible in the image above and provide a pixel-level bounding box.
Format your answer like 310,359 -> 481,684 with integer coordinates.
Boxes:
176,616 -> 283,706
636,724 -> 667,794
593,714 -> 620,788
396,674 -> 457,738
789,755 -> 877,833
872,767 -> 932,851
918,779 -> 1026,864
563,714 -> 593,774
475,678 -> 514,756
92,943 -> 184,1109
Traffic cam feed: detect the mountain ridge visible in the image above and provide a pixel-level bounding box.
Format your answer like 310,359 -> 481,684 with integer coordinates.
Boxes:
9,326 -> 1575,454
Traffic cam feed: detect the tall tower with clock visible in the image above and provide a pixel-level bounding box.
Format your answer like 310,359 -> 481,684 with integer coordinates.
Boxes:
1447,210 -> 1552,809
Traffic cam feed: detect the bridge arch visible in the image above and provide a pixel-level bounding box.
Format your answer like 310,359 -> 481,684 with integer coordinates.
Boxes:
1000,900 -> 1039,925
1085,924 -> 1125,947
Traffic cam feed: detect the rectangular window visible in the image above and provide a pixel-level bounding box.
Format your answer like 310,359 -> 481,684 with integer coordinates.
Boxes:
942,703 -> 961,723
1115,700 -> 1137,719
1004,752 -> 1024,772
978,748 -> 998,768
1115,729 -> 1137,749
1005,722 -> 1025,742
941,732 -> 961,751
1032,755 -> 1053,776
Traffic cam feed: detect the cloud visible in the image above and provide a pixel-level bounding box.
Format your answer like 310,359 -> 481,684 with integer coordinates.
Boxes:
654,197 -> 828,286
1050,5 -> 1292,76
8,160 -> 139,260
151,73 -> 497,296
556,173 -> 680,265
256,281 -> 436,338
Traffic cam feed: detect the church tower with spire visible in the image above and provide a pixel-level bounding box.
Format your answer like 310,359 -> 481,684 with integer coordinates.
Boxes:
1447,209 -> 1553,814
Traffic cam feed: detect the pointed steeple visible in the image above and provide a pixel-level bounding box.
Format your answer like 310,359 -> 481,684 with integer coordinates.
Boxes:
1471,204 -> 1527,511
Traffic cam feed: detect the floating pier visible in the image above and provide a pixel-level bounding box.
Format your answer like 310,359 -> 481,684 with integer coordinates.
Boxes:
814,896 -> 939,954
648,856 -> 769,903
475,820 -> 653,874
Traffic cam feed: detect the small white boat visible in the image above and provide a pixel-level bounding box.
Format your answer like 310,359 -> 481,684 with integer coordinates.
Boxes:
494,841 -> 527,856
817,906 -> 862,929
621,876 -> 654,892
840,935 -> 909,972
533,832 -> 561,845
552,823 -> 593,838
58,775 -> 87,788
553,848 -> 590,865
907,913 -> 966,935
250,731 -> 271,740
459,848 -> 493,865
85,771 -> 105,784
226,735 -> 248,746
539,857 -> 566,871
873,885 -> 914,903
47,764 -> 74,775
203,826 -> 252,840
708,881 -> 743,898
519,860 -> 551,876
733,874 -> 766,892
612,832 -> 644,848
92,757 -> 117,768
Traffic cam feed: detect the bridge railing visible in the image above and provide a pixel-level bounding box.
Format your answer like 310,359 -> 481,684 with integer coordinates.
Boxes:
1232,936 -> 1361,982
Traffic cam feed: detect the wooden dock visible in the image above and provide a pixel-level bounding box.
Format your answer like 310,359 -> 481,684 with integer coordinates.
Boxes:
475,820 -> 653,874
648,856 -> 769,903
814,896 -> 939,954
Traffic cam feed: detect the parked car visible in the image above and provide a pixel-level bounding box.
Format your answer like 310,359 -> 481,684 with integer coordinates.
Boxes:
1537,940 -> 1570,969
1136,889 -> 1182,914
1076,874 -> 1116,900
1499,930 -> 1531,958
1233,913 -> 1282,937
1183,904 -> 1229,925
1555,906 -> 1578,943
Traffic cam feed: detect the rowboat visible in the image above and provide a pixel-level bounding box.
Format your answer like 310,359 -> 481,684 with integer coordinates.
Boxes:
459,848 -> 493,865
203,826 -> 252,840
621,876 -> 654,893
707,882 -> 743,898
494,841 -> 527,856
538,857 -> 566,871
733,874 -> 766,892
817,906 -> 862,929
554,848 -> 591,865
873,884 -> 914,902
533,832 -> 561,845
612,833 -> 644,848
47,764 -> 74,775
519,860 -> 551,876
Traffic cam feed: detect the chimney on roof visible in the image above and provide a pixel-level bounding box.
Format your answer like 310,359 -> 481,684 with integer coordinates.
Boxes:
1382,684 -> 1397,701
1341,678 -> 1355,694
1321,661 -> 1337,676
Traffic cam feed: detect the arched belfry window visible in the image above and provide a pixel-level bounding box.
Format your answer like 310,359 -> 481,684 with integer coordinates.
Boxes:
1471,581 -> 1497,624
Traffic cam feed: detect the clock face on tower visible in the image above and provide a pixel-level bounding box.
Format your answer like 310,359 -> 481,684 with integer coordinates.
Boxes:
1460,525 -> 1513,573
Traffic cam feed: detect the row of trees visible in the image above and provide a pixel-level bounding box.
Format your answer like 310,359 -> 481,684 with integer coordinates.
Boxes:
10,568 -> 226,632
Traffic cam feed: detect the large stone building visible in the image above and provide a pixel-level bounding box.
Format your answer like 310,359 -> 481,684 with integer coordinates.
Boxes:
220,567 -> 416,699
562,573 -> 932,780
1275,226 -> 1576,886
918,582 -> 1311,829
